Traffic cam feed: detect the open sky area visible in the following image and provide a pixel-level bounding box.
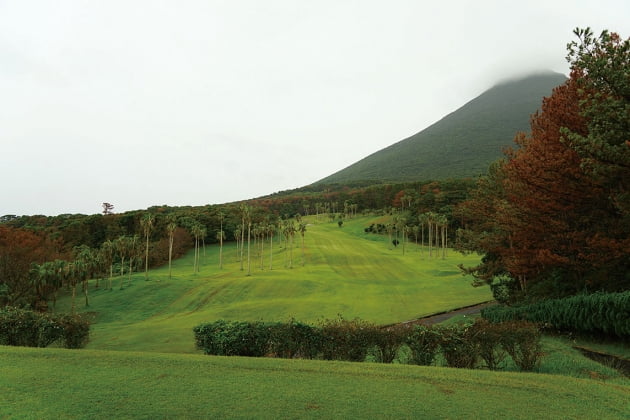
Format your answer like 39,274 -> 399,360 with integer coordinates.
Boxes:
2,0 -> 629,216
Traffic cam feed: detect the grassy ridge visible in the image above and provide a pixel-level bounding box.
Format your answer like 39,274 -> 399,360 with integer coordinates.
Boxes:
317,72 -> 567,184
2,345 -> 628,419
52,216 -> 490,354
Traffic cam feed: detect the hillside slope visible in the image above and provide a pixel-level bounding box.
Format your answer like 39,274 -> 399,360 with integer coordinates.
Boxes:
316,71 -> 567,184
52,216 -> 490,354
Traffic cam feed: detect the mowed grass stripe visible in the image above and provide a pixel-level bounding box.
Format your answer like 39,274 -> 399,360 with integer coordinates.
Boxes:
53,216 -> 491,354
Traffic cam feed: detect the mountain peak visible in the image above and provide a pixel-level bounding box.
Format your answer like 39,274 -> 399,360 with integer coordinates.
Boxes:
315,71 -> 567,185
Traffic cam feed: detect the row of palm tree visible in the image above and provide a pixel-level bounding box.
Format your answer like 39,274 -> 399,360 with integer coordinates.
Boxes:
29,235 -> 142,314
27,207 -> 313,312
313,201 -> 359,221
382,211 -> 449,258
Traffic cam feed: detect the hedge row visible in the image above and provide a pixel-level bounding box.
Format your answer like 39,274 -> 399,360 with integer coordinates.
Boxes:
193,317 -> 543,371
0,306 -> 90,349
481,291 -> 630,338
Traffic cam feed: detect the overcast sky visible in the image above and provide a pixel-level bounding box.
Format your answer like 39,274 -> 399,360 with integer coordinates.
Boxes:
2,1 -> 629,216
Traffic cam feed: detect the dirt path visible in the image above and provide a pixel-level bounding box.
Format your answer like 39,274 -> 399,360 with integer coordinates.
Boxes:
397,300 -> 496,327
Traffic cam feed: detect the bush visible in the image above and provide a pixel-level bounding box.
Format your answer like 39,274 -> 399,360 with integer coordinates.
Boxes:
193,320 -> 272,357
268,319 -> 322,359
436,324 -> 479,369
373,325 -> 406,363
191,317 -> 544,373
0,307 -> 89,349
481,291 -> 630,338
405,325 -> 441,366
57,314 -> 91,349
499,321 -> 543,371
319,317 -> 380,362
468,319 -> 508,370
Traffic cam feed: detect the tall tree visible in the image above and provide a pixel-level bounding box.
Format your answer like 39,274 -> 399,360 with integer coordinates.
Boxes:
102,202 -> 114,215
457,38 -> 630,301
565,28 -> 630,219
73,245 -> 96,308
101,240 -> 115,290
140,213 -> 154,281
298,221 -> 307,266
190,224 -> 205,273
216,212 -> 225,270
114,236 -> 128,289
268,220 -> 277,270
166,220 -> 177,279
238,204 -> 251,271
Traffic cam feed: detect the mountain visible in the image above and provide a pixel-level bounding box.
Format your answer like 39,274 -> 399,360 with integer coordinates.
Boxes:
315,71 -> 567,185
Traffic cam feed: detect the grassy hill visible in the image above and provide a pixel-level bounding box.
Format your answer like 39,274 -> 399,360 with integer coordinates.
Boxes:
52,216 -> 491,354
2,345 -> 628,419
4,215 -> 629,418
316,71 -> 567,185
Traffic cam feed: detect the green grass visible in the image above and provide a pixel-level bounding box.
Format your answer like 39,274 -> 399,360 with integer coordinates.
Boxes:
8,215 -> 630,419
2,345 -> 628,420
53,216 -> 491,354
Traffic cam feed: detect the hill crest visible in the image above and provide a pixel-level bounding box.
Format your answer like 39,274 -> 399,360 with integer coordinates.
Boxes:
315,71 -> 567,185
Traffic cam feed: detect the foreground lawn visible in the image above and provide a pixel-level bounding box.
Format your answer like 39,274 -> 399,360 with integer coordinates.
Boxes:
2,346 -> 628,420
53,216 -> 491,354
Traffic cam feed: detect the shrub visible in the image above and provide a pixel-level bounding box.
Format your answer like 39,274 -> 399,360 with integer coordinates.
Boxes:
319,317 -> 380,362
467,319 -> 508,370
405,325 -> 441,366
499,321 -> 543,371
481,291 -> 630,338
193,320 -> 228,355
268,319 -> 322,359
436,324 -> 478,369
373,325 -> 406,363
193,320 -> 272,357
0,307 -> 89,349
57,314 -> 91,349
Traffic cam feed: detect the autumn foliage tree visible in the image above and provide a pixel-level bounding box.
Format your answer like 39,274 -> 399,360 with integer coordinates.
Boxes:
0,226 -> 63,309
457,28 -> 630,302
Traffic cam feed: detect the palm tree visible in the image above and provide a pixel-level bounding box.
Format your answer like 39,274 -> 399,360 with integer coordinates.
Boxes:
216,229 -> 226,269
238,204 -> 251,271
298,221 -> 307,266
73,245 -> 93,308
435,213 -> 448,259
191,224 -> 205,273
140,213 -> 154,281
216,212 -> 225,269
127,235 -> 141,283
254,223 -> 265,271
233,228 -> 241,263
114,236 -> 128,289
418,213 -> 427,256
246,215 -> 252,276
50,259 -> 67,308
268,221 -> 276,270
29,262 -> 50,310
166,220 -> 177,279
101,240 -> 115,290
284,220 -> 296,269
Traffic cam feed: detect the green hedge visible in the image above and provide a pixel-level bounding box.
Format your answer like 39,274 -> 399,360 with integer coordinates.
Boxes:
193,318 -> 544,371
481,292 -> 630,338
0,307 -> 90,349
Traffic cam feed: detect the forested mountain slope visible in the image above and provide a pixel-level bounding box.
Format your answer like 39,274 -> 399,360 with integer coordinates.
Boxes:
316,72 -> 567,184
